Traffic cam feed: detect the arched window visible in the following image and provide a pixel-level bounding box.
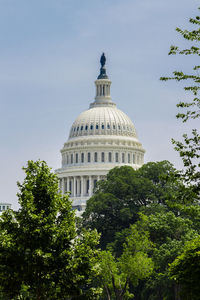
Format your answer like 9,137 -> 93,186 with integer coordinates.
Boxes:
102,124 -> 104,129
96,124 -> 99,129
101,152 -> 105,162
93,179 -> 97,189
108,152 -> 112,162
88,152 -> 91,163
115,153 -> 119,162
90,124 -> 93,130
81,153 -> 84,163
86,179 -> 89,194
94,152 -> 98,162
69,180 -> 72,192
85,125 -> 88,130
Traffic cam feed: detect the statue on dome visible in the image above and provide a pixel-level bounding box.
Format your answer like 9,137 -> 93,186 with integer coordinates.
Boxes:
100,53 -> 106,67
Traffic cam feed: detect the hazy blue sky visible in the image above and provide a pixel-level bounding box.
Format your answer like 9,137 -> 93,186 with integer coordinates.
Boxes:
0,0 -> 199,209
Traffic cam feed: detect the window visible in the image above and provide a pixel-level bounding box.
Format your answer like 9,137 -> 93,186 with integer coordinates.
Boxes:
122,153 -> 125,163
90,124 -> 93,130
109,152 -> 112,162
86,179 -> 89,194
88,152 -> 91,162
133,154 -> 135,163
128,153 -> 130,163
81,125 -> 83,130
93,179 -> 97,189
77,127 -> 79,131
3,206 -> 5,210
118,125 -> 121,129
81,153 -> 84,163
101,152 -> 105,162
67,155 -> 69,164
85,125 -> 88,130
94,152 -> 98,162
71,154 -> 73,164
96,124 -> 99,129
69,181 -> 72,192
115,153 -> 119,162
76,153 -> 78,163
102,124 -> 104,129
113,124 -> 116,129
107,124 -> 110,129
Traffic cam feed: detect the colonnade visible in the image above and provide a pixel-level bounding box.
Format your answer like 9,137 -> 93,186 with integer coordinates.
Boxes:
60,175 -> 103,198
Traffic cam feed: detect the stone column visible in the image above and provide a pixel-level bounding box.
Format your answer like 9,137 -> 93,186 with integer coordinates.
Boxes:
73,177 -> 76,197
62,178 -> 65,195
67,177 -> 69,193
89,175 -> 92,196
81,176 -> 84,197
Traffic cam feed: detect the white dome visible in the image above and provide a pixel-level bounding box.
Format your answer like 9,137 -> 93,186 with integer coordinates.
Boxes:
56,54 -> 145,213
69,105 -> 137,139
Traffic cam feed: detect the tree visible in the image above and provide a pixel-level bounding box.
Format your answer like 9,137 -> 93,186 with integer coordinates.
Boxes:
160,8 -> 200,196
97,221 -> 154,300
83,162 -> 182,249
141,211 -> 198,300
0,160 -> 101,300
169,235 -> 200,300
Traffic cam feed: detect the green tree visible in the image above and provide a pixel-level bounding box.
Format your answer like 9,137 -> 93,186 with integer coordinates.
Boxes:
0,160 -> 101,300
160,8 -> 200,196
83,162 -> 182,249
141,211 -> 198,300
169,235 -> 200,300
98,221 -> 154,300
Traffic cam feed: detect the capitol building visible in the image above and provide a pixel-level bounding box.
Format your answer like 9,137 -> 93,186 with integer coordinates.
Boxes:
56,54 -> 145,213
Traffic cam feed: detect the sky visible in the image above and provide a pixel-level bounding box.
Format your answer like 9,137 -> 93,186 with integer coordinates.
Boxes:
0,0 -> 199,209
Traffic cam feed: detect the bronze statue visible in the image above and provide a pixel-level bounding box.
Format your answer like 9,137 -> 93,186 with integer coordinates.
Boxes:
100,53 -> 106,67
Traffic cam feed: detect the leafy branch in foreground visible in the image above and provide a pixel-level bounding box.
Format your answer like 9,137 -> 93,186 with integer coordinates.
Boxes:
160,8 -> 200,195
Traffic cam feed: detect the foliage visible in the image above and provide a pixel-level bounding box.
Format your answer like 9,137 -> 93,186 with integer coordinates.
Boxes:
141,211 -> 198,300
83,161 -> 180,249
160,8 -> 200,196
0,160 -> 101,300
169,235 -> 200,300
98,221 -> 154,300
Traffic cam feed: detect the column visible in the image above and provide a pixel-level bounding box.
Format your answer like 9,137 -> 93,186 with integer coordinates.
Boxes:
62,178 -> 65,195
89,175 -> 92,197
66,177 -> 69,193
81,176 -> 84,197
73,177 -> 76,197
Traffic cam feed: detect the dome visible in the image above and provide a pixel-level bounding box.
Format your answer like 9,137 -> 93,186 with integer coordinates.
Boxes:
56,53 -> 145,214
69,105 -> 137,139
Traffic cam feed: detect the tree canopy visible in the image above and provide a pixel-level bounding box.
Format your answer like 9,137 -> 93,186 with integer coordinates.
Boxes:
0,160 -> 101,300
